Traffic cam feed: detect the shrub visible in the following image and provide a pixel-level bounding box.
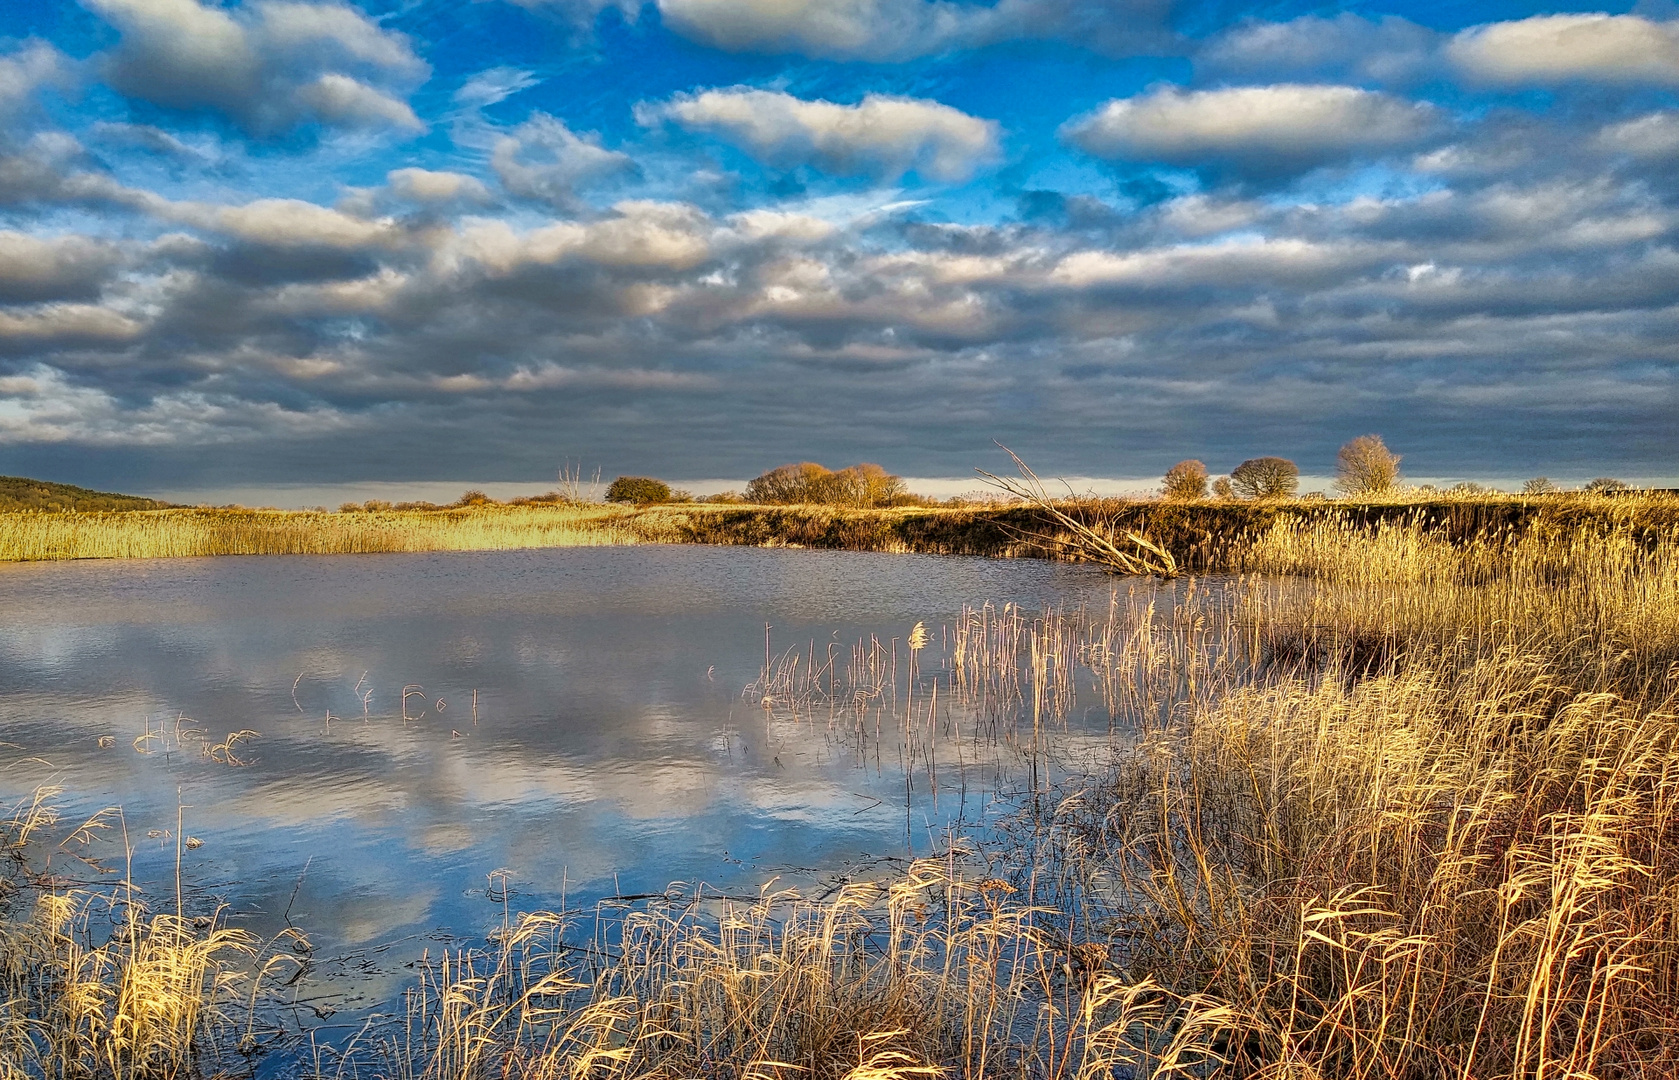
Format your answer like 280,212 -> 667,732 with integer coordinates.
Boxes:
745,463 -> 908,507
1522,477 -> 1558,495
1448,481 -> 1493,495
605,477 -> 673,504
1161,460 -> 1209,500
1334,434 -> 1401,495
1585,477 -> 1629,494
1229,457 -> 1299,499
1211,476 -> 1234,499
745,463 -> 830,504
455,490 -> 494,507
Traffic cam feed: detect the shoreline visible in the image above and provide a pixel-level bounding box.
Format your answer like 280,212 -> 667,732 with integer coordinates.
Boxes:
2,493 -> 1675,566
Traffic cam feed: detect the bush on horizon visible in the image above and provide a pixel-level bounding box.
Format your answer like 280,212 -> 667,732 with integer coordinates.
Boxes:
1161,460 -> 1209,500
606,476 -> 674,504
1230,457 -> 1300,499
745,462 -> 913,508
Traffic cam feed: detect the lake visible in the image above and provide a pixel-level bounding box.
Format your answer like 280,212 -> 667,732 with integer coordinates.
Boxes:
0,545 -> 1159,1032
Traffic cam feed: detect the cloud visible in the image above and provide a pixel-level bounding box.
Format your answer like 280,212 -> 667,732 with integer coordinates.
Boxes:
0,232 -> 123,303
653,0 -> 1173,61
1448,14 -> 1679,86
296,73 -> 422,131
0,364 -> 350,446
1063,84 -> 1441,180
641,88 -> 1000,182
491,113 -> 634,209
84,0 -> 429,136
1198,15 -> 1439,85
387,168 -> 492,204
1597,112 -> 1679,159
0,42 -> 71,118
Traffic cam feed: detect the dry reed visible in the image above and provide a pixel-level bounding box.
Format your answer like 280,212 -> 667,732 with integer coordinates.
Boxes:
5,503 -> 1678,1080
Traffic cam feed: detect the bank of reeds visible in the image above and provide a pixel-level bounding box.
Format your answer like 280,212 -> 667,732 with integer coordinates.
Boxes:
5,498 -> 1679,1080
336,512 -> 1679,1080
0,505 -> 641,561
4,493 -> 1674,571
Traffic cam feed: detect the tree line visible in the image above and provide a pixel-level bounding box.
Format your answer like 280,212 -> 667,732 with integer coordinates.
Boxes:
1160,436 -> 1631,500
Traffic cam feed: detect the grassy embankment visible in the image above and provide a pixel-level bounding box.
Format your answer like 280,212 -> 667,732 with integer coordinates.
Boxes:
1,492 -> 1675,568
4,503 -> 1679,1079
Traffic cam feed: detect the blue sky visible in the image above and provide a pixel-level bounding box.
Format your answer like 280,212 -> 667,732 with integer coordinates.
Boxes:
0,0 -> 1676,498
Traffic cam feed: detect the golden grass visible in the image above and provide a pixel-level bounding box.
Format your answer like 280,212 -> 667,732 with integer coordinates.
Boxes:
0,795 -> 303,1080
6,498 -> 1679,1079
3,492 -> 1675,570
0,505 -> 643,561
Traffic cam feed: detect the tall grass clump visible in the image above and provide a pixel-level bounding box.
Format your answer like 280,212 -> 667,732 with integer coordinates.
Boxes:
0,791 -> 302,1080
1240,512 -> 1679,692
322,863 -> 1236,1080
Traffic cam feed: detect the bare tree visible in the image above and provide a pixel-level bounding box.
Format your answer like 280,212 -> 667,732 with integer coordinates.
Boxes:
1585,477 -> 1629,494
1230,457 -> 1300,499
1161,460 -> 1209,500
1335,435 -> 1401,496
1522,477 -> 1558,495
745,463 -> 831,504
1212,476 -> 1234,499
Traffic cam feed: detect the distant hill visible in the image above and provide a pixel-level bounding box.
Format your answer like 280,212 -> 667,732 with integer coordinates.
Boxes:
0,475 -> 171,512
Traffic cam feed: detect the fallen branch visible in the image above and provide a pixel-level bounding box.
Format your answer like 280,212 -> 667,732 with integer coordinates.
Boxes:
977,444 -> 1178,578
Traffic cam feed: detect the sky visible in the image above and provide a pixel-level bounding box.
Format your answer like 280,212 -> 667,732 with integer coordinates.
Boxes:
0,0 -> 1676,502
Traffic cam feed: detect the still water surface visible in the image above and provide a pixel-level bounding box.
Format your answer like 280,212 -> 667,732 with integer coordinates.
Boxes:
0,545 -> 1134,1021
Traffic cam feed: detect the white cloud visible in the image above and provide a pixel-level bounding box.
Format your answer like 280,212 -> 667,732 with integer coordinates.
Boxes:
1448,14 -> 1679,86
0,365 -> 350,446
84,0 -> 429,135
1063,84 -> 1440,177
502,363 -> 715,391
1597,112 -> 1679,158
387,168 -> 491,203
653,0 -> 1172,61
642,88 -> 999,182
1198,15 -> 1439,84
441,201 -> 713,275
0,41 -> 72,116
491,113 -> 634,209
162,196 -> 403,249
297,73 -> 423,131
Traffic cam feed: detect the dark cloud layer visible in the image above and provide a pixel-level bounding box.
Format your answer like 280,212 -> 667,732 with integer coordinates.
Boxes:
0,0 -> 1675,492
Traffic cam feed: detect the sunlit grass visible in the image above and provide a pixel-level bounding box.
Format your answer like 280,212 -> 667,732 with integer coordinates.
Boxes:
4,498 -> 1678,1078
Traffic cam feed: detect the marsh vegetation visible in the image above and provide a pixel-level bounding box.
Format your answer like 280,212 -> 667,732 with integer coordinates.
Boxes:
2,507 -> 1677,1079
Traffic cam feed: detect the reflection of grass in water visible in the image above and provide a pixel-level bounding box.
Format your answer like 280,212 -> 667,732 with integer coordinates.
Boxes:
6,517 -> 1679,1079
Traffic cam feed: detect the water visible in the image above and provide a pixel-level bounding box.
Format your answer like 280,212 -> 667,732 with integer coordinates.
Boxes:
0,545 -> 1141,1027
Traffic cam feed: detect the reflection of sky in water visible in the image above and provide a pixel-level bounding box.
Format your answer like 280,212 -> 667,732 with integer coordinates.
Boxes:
0,546 -> 1140,1026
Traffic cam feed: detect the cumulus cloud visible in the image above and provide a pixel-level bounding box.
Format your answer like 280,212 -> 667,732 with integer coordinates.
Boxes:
653,0 -> 1173,61
641,88 -> 1000,182
386,168 -> 492,204
0,232 -> 123,303
1198,15 -> 1439,84
1448,14 -> 1679,86
491,113 -> 634,209
84,0 -> 429,136
1597,112 -> 1679,159
0,364 -> 350,446
1063,84 -> 1441,180
0,42 -> 71,118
